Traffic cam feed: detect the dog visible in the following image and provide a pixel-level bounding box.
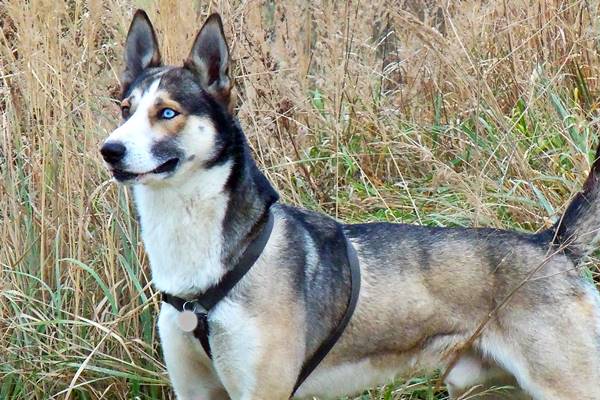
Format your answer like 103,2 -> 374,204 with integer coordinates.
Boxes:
100,9 -> 600,400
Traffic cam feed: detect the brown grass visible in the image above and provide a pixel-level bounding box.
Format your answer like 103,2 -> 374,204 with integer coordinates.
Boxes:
1,0 -> 599,398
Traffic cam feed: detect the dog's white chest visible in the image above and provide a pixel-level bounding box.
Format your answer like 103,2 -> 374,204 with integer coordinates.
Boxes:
133,183 -> 229,295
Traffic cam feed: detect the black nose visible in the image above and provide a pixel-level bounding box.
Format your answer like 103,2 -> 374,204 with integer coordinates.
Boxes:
100,142 -> 126,164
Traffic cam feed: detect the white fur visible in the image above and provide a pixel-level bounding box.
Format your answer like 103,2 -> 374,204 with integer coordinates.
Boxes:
209,299 -> 262,399
479,333 -> 543,399
444,354 -> 486,389
134,160 -> 232,295
294,359 -> 398,399
584,282 -> 600,336
105,81 -> 161,174
301,230 -> 319,279
158,304 -> 221,399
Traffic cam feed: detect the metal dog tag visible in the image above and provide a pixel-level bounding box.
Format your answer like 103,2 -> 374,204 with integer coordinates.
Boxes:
177,310 -> 199,332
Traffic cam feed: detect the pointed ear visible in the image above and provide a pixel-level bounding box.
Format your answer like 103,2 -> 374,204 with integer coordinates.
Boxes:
122,10 -> 161,94
184,13 -> 231,106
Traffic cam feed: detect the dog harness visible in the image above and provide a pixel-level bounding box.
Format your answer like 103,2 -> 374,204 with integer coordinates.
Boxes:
161,210 -> 361,397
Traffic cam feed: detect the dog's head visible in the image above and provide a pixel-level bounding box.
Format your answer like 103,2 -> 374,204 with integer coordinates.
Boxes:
100,10 -> 233,185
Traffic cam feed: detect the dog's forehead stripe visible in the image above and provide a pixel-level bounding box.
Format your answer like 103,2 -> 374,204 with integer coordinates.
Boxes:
125,67 -> 170,101
128,87 -> 142,103
137,79 -> 162,110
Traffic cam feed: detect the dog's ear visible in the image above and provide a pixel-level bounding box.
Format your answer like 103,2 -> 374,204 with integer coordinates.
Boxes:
122,10 -> 162,95
184,13 -> 231,106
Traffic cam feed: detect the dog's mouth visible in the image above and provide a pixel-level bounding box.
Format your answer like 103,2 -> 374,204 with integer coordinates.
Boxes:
112,158 -> 180,182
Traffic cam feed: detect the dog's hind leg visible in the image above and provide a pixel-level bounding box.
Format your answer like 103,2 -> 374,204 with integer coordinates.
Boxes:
158,305 -> 229,400
479,288 -> 600,400
445,352 -> 530,399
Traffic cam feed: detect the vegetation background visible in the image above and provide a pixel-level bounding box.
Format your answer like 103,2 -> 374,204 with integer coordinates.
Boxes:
1,0 -> 599,398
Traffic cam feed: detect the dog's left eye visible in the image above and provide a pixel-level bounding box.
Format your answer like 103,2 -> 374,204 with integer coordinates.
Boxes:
160,108 -> 179,120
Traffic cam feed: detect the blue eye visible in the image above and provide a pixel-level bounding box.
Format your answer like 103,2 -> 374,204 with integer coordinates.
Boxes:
160,108 -> 178,120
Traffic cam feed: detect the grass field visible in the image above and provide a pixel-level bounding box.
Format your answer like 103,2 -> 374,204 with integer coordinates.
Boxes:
1,0 -> 599,398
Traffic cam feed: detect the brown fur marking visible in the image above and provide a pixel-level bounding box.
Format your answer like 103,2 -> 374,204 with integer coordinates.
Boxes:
148,93 -> 187,136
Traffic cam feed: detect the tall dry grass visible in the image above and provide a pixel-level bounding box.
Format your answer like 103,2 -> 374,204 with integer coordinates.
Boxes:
1,0 -> 599,398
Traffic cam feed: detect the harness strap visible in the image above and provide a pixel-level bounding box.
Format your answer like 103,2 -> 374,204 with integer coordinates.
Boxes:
291,235 -> 361,397
197,211 -> 275,311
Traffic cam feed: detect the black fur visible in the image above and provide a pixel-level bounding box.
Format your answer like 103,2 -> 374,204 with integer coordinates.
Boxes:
551,143 -> 600,261
150,138 -> 183,162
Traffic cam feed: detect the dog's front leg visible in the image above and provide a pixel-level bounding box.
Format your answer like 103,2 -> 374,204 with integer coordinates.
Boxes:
210,301 -> 304,400
158,304 -> 229,400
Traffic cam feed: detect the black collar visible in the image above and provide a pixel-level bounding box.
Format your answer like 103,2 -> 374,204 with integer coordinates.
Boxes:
161,209 -> 274,313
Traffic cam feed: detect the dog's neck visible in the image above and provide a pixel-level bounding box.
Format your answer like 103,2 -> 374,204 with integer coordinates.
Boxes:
133,128 -> 278,297
221,150 -> 279,266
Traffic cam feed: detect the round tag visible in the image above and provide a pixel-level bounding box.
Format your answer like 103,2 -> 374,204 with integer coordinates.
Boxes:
177,310 -> 199,332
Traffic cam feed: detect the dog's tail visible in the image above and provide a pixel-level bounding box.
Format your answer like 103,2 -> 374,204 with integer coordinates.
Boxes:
549,143 -> 600,262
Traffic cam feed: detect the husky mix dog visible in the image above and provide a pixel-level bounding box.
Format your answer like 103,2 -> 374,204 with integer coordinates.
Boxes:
100,10 -> 600,400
